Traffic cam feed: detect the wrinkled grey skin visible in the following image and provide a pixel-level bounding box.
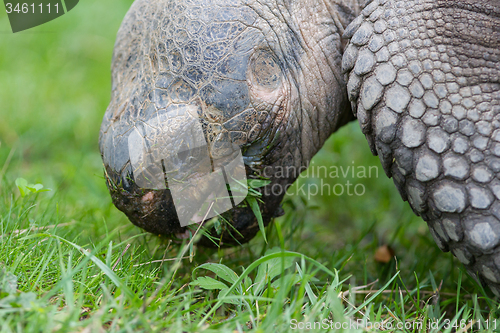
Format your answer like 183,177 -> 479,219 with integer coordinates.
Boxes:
99,0 -> 357,245
100,0 -> 500,291
343,0 -> 500,294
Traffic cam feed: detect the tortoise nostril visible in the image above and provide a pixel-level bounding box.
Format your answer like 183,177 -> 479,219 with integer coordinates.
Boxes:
249,49 -> 283,90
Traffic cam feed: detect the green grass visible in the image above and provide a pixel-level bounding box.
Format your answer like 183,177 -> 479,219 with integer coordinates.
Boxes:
0,1 -> 499,332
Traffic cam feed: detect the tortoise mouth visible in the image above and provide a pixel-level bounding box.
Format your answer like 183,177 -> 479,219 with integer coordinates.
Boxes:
104,161 -> 286,247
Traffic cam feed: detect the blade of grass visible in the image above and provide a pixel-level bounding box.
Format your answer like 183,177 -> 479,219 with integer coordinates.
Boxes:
247,196 -> 267,243
20,233 -> 136,301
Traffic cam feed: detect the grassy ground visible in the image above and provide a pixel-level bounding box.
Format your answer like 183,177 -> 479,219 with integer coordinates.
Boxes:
0,1 -> 499,332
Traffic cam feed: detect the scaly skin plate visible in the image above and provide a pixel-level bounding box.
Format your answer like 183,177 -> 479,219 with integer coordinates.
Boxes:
343,0 -> 500,293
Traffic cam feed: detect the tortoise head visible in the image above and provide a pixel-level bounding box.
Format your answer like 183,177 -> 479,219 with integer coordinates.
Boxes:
99,0 -> 356,246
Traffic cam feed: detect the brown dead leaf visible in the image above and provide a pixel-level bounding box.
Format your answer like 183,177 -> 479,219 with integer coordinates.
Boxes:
374,245 -> 395,263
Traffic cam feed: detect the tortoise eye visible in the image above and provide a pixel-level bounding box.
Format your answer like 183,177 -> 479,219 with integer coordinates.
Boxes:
249,49 -> 282,90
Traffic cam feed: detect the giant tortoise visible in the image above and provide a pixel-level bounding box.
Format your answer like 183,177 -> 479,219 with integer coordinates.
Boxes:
99,0 -> 500,293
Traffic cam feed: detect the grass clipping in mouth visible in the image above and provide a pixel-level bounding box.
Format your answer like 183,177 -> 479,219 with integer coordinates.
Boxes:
245,178 -> 271,243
